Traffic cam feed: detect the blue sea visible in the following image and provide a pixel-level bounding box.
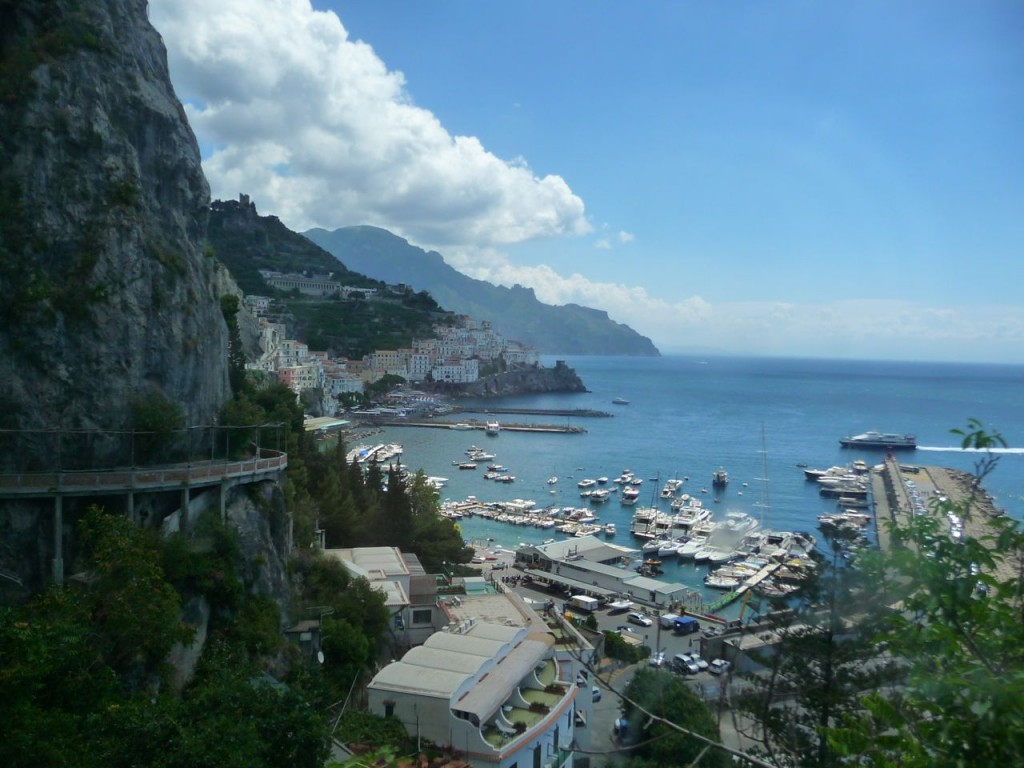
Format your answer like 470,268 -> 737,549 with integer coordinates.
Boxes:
365,355 -> 1024,611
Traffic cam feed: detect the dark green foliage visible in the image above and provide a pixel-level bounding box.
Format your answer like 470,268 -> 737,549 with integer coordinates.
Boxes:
283,297 -> 442,359
130,390 -> 185,464
77,506 -> 192,673
220,294 -> 248,394
332,710 -> 415,755
207,198 -> 379,295
621,668 -> 727,768
603,630 -> 649,663
160,511 -> 244,610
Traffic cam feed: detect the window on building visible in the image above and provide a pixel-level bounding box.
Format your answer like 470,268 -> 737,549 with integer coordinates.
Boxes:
383,700 -> 395,718
411,608 -> 432,625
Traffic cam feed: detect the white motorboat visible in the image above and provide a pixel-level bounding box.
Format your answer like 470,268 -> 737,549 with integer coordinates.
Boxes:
705,573 -> 741,590
660,478 -> 684,498
677,535 -> 709,559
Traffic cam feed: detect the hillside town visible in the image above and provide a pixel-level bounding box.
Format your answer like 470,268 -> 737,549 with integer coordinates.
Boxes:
242,283 -> 539,416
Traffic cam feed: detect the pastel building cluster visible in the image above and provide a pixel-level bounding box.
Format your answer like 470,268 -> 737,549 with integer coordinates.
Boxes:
242,294 -> 538,413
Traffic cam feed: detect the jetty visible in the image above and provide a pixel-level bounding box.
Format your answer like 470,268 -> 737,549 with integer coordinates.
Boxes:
872,456 -> 1020,585
374,420 -> 586,434
452,407 -> 613,418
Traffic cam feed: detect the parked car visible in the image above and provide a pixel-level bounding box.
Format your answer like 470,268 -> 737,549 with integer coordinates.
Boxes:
709,659 -> 732,675
627,611 -> 653,627
672,653 -> 700,675
690,654 -> 709,671
648,651 -> 666,667
592,686 -> 602,702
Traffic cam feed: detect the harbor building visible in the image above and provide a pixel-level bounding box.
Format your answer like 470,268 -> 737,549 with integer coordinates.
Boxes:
515,536 -> 695,610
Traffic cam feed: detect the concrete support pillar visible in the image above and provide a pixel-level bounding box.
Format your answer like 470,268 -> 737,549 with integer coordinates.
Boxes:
52,495 -> 64,584
180,486 -> 189,533
127,490 -> 135,520
220,479 -> 228,522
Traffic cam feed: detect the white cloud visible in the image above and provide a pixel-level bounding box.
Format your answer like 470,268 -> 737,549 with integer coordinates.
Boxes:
456,254 -> 1024,362
149,0 -> 590,247
148,1 -> 1024,365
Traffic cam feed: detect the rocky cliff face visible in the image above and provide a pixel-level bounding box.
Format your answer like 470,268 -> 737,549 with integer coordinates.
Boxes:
0,0 -> 229,459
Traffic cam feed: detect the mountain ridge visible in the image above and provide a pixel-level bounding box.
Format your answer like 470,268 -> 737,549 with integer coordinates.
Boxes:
304,224 -> 660,357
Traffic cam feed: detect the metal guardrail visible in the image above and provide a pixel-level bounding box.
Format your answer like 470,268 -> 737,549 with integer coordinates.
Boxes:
0,450 -> 288,496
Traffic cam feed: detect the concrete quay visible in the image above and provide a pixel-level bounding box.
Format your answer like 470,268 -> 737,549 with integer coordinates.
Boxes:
375,419 -> 587,434
872,456 -> 1020,585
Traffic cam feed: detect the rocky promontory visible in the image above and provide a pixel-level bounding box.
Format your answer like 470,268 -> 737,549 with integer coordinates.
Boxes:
428,361 -> 587,398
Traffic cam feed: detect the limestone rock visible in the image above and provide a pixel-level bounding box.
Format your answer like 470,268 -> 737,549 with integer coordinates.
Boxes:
0,0 -> 230,464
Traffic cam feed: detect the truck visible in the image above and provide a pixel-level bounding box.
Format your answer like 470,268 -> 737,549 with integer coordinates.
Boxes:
569,595 -> 600,613
673,616 -> 700,635
659,612 -> 681,629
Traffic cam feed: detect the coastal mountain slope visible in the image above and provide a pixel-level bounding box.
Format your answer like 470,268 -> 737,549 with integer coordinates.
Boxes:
208,198 -> 453,359
208,197 -> 383,296
304,225 -> 660,356
0,0 -> 230,454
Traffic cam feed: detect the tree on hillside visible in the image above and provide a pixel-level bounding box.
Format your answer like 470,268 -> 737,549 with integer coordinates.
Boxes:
378,465 -> 414,550
734,524 -> 900,768
617,668 -> 728,768
827,421 -> 1024,766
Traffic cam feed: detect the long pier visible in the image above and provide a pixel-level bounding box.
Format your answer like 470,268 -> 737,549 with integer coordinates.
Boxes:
451,407 -> 612,418
375,420 -> 586,434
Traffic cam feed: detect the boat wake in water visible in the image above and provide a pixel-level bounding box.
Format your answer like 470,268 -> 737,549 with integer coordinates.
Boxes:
917,446 -> 1024,455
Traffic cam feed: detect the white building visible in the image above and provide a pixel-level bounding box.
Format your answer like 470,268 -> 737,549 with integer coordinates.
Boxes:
325,546 -> 441,648
367,588 -> 595,768
431,357 -> 480,384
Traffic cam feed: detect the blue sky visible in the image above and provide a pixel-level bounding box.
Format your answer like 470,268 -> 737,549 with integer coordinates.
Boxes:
151,1 -> 1024,363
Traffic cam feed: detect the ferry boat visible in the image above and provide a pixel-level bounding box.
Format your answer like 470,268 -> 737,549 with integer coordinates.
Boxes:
839,431 -> 916,450
484,420 -> 501,435
712,468 -> 729,488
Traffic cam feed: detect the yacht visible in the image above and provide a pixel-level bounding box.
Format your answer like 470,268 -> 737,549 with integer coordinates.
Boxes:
485,420 -> 501,435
